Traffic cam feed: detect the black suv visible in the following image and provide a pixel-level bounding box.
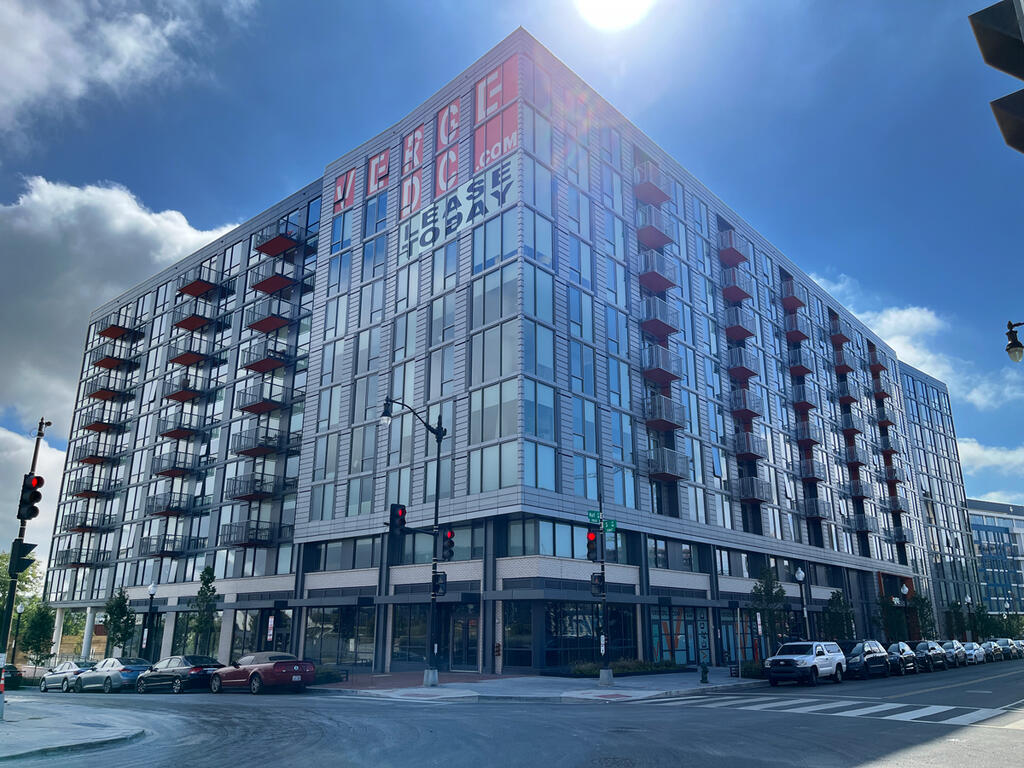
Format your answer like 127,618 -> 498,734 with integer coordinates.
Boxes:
887,642 -> 918,675
914,641 -> 948,671
838,639 -> 891,679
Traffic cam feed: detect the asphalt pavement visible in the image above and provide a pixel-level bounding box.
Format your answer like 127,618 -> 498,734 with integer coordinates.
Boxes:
0,659 -> 1022,767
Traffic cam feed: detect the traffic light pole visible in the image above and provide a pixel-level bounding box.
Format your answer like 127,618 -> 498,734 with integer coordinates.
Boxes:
597,492 -> 611,685
426,412 -> 443,687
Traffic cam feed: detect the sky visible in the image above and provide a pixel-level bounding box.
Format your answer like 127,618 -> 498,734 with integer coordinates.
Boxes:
1,0 -> 1022,559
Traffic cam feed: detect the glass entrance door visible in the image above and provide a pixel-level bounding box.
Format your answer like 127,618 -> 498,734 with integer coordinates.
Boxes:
449,603 -> 479,671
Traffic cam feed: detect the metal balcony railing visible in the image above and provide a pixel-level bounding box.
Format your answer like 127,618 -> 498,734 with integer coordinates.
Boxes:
53,548 -> 112,568
848,514 -> 880,533
722,268 -> 754,302
799,498 -> 833,522
167,336 -> 225,367
89,342 -> 140,370
718,229 -> 753,266
800,459 -> 825,481
219,520 -> 275,547
633,161 -> 672,205
891,526 -> 914,545
146,492 -> 205,518
792,383 -> 818,409
139,534 -> 207,558
729,388 -> 763,418
236,382 -> 291,414
829,317 -> 854,344
881,495 -> 910,514
841,413 -> 865,434
95,309 -> 141,341
724,306 -> 756,340
640,344 -> 684,383
152,451 -> 206,477
880,434 -> 904,454
635,205 -> 674,249
67,475 -> 119,498
231,426 -> 294,457
72,440 -> 119,465
253,220 -> 307,257
736,476 -> 772,502
83,374 -> 131,401
643,395 -> 686,431
647,447 -> 690,481
846,481 -> 873,499
793,421 -> 821,445
61,510 -> 116,533
734,432 -> 767,460
225,473 -> 295,501
781,278 -> 808,310
637,248 -> 679,292
157,413 -> 209,440
788,347 -> 815,375
177,265 -> 231,298
78,405 -> 126,432
245,297 -> 303,333
240,340 -> 294,373
727,347 -> 759,379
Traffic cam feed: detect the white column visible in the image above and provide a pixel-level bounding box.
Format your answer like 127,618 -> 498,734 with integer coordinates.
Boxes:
159,613 -> 176,659
81,607 -> 96,660
217,609 -> 234,663
50,607 -> 65,661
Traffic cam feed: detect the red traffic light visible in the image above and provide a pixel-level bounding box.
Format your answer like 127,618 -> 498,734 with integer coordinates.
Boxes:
587,531 -> 597,542
444,529 -> 454,540
29,475 -> 44,490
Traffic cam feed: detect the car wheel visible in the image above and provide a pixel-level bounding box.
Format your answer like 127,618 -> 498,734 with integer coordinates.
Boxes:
249,674 -> 263,695
883,662 -> 891,678
832,665 -> 843,684
39,678 -> 47,693
172,679 -> 184,694
808,668 -> 818,687
210,675 -> 222,694
137,679 -> 147,694
61,678 -> 70,693
75,678 -> 84,693
103,678 -> 113,694
769,677 -> 779,687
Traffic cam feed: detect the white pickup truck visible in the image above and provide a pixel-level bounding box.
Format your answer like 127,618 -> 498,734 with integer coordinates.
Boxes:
764,641 -> 846,686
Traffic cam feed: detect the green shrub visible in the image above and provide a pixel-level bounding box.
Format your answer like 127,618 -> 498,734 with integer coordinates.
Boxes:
740,660 -> 766,679
567,659 -> 691,677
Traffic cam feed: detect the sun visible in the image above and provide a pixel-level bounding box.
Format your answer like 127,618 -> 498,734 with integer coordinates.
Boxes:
574,0 -> 656,32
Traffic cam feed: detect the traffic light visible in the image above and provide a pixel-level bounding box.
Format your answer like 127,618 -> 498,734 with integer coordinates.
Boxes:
389,503 -> 407,534
590,572 -> 605,597
17,474 -> 44,521
8,539 -> 37,578
432,571 -> 448,597
441,527 -> 455,561
586,526 -> 601,562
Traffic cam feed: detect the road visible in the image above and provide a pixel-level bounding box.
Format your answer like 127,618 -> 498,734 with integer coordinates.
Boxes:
5,660 -> 1024,767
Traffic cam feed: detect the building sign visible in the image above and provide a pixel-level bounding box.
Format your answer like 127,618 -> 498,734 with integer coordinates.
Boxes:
436,97 -> 461,198
267,614 -> 275,643
367,149 -> 390,196
399,155 -> 518,262
400,169 -> 423,219
474,55 -> 519,174
333,168 -> 356,214
474,106 -> 518,174
475,56 -> 518,124
437,98 -> 460,150
402,125 -> 424,174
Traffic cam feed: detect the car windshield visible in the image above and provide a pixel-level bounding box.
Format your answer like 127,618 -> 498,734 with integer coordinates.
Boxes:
838,642 -> 863,655
182,656 -> 219,666
887,644 -> 902,653
267,654 -> 296,661
916,642 -> 931,650
118,658 -> 149,665
964,643 -> 978,650
77,662 -> 97,668
942,642 -> 955,649
776,643 -> 812,656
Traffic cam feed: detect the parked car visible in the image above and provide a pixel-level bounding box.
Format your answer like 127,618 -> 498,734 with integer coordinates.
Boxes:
914,641 -> 947,671
74,657 -> 151,693
1014,640 -> 1024,657
39,660 -> 97,692
764,641 -> 846,686
941,640 -> 967,668
981,641 -> 1003,662
963,642 -> 987,665
886,642 -> 918,675
838,639 -> 891,679
136,655 -> 223,694
2,664 -> 24,689
209,652 -> 316,695
991,638 -> 1020,660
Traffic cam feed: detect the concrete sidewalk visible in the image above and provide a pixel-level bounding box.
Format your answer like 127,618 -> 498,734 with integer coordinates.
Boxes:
310,667 -> 766,703
0,694 -> 145,761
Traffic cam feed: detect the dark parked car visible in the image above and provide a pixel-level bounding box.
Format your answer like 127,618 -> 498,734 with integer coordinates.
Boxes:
838,639 -> 891,679
2,664 -> 24,689
74,657 -> 151,693
39,660 -> 97,692
991,638 -> 1021,660
981,641 -> 1002,662
941,640 -> 967,668
914,641 -> 947,671
886,642 -> 918,675
136,655 -> 223,694
209,652 -> 316,695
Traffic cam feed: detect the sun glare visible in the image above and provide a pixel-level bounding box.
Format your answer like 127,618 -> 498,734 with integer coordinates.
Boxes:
574,0 -> 656,32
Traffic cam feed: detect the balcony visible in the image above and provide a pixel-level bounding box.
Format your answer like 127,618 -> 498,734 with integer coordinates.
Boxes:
236,382 -> 291,414
253,220 -> 306,257
146,492 -> 203,518
72,440 -> 118,466
799,497 -> 833,522
139,534 -> 206,558
61,510 -> 116,533
736,476 -> 772,503
876,405 -> 897,427
635,205 -> 674,250
639,297 -> 681,339
721,268 -> 754,303
633,161 -> 672,205
220,520 -> 275,548
730,388 -> 763,420
727,347 -> 758,381
643,395 -> 686,432
167,337 -> 225,367
157,413 -> 208,440
84,374 -> 131,402
794,421 -> 821,446
231,426 -> 296,457
800,459 -> 825,482
840,413 -> 864,435
883,465 -> 907,484
788,348 -> 815,377
637,249 -> 679,293
734,432 -> 768,461
872,374 -> 894,400
780,278 -> 807,311
880,434 -> 903,455
647,446 -> 690,482
845,440 -> 869,467
245,298 -> 303,334
79,406 -> 124,433
784,313 -> 811,343
640,344 -> 683,385
172,301 -> 220,333
152,451 -> 205,478
68,475 -> 118,499
89,342 -> 139,371
225,473 -> 295,501
846,481 -> 873,499
891,526 -> 914,545
53,548 -> 112,568
834,348 -> 862,375
849,514 -> 880,534
177,265 -> 231,299
249,259 -> 313,295
792,383 -> 818,411
162,374 -> 219,403
718,229 -> 752,267
868,349 -> 888,373
724,306 -> 756,341
241,341 -> 294,374
96,310 -> 141,341
835,380 -> 859,405
830,317 -> 854,345
881,495 -> 910,514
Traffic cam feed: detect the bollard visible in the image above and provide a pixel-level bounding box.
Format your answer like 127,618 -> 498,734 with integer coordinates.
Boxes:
700,662 -> 709,684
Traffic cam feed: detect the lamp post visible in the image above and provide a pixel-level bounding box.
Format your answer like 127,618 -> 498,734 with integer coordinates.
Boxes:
965,594 -> 973,642
1007,322 -> 1024,363
900,584 -> 910,640
11,604 -> 24,664
381,396 -> 446,687
795,567 -> 810,640
145,583 -> 157,662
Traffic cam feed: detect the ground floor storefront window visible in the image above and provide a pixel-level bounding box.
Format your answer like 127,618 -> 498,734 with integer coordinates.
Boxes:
391,604 -> 428,667
651,606 -> 707,665
171,610 -> 222,657
231,608 -> 292,659
303,606 -> 375,670
544,601 -> 636,668
503,602 -> 532,667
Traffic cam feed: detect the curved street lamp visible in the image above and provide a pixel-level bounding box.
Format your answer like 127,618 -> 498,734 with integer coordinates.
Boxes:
794,567 -> 809,640
1006,321 -> 1024,363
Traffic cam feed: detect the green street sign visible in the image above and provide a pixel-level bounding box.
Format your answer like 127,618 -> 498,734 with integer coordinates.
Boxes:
603,519 -> 617,533
587,510 -> 600,524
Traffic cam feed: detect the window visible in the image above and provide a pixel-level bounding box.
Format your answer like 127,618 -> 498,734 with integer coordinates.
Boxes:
327,252 -> 351,295
470,380 -> 517,444
468,441 -> 517,493
391,361 -> 414,405
472,208 -> 518,273
608,359 -> 630,409
523,263 -> 553,323
359,281 -> 384,326
523,320 -> 554,381
471,320 -> 518,384
393,312 -> 417,361
432,241 -> 457,294
395,263 -> 418,312
353,328 -> 380,374
572,397 -> 597,451
566,138 -> 589,189
310,483 -> 335,521
472,263 -> 517,328
388,412 -> 414,466
601,165 -> 623,215
524,380 -> 555,441
351,375 -> 378,423
600,210 -> 625,261
601,127 -> 622,168
568,287 -> 593,341
317,385 -> 343,430
313,434 -> 339,482
606,307 -> 628,357
323,296 -> 347,340
428,346 -> 454,399
523,208 -> 554,266
568,237 -> 592,289
569,341 -> 595,395
364,190 -> 388,235
429,295 -> 455,345
321,340 -> 343,385
610,411 -> 633,463
349,425 -> 376,474
331,211 -> 352,254
605,256 -> 627,307
361,236 -> 387,281
612,466 -> 636,508
522,58 -> 551,113
523,105 -> 552,165
567,187 -> 591,239
347,476 -> 374,517
523,159 -> 553,218
524,442 -> 556,490
574,455 -> 598,499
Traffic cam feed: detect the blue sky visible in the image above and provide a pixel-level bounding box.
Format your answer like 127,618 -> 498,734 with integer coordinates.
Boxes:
1,0 -> 1023,550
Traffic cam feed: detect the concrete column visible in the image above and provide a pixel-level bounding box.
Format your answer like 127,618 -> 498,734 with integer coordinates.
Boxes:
160,612 -> 176,658
81,607 -> 96,660
217,608 -> 234,663
50,607 -> 65,661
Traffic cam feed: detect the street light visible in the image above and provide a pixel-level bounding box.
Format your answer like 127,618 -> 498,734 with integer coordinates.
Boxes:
1006,321 -> 1024,363
900,584 -> 910,639
794,567 -> 810,640
146,583 -> 157,662
380,395 -> 447,687
965,594 -> 973,641
11,604 -> 25,663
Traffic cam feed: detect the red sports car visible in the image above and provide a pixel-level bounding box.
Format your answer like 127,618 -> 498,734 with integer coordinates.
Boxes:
209,652 -> 315,694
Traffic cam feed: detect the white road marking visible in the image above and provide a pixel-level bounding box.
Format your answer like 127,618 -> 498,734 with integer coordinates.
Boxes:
735,697 -> 818,711
964,690 -> 992,694
779,700 -> 869,713
697,696 -> 778,708
833,703 -> 906,717
650,695 -> 747,706
882,705 -> 956,721
937,708 -> 1006,726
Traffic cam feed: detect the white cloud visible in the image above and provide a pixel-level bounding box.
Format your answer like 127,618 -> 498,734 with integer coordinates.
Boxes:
0,176 -> 235,434
974,490 -> 1024,505
957,437 -> 1024,476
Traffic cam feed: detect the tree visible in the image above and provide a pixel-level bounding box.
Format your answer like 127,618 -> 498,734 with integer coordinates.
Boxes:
750,568 -> 789,652
0,551 -> 44,602
103,587 -> 136,654
20,603 -> 55,668
969,604 -> 995,640
946,601 -> 967,640
875,595 -> 906,642
192,566 -> 218,656
820,591 -> 855,640
909,595 -> 937,639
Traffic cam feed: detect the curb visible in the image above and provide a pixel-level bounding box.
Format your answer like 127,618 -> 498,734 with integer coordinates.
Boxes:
0,729 -> 147,763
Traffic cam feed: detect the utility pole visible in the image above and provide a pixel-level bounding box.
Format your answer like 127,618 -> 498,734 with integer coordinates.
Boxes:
597,492 -> 611,686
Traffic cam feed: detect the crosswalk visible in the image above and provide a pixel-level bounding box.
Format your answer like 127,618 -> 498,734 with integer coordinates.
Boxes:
636,693 -> 1024,729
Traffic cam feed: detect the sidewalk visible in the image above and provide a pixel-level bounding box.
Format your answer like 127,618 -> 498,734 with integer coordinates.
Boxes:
0,694 -> 145,761
310,666 -> 766,703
